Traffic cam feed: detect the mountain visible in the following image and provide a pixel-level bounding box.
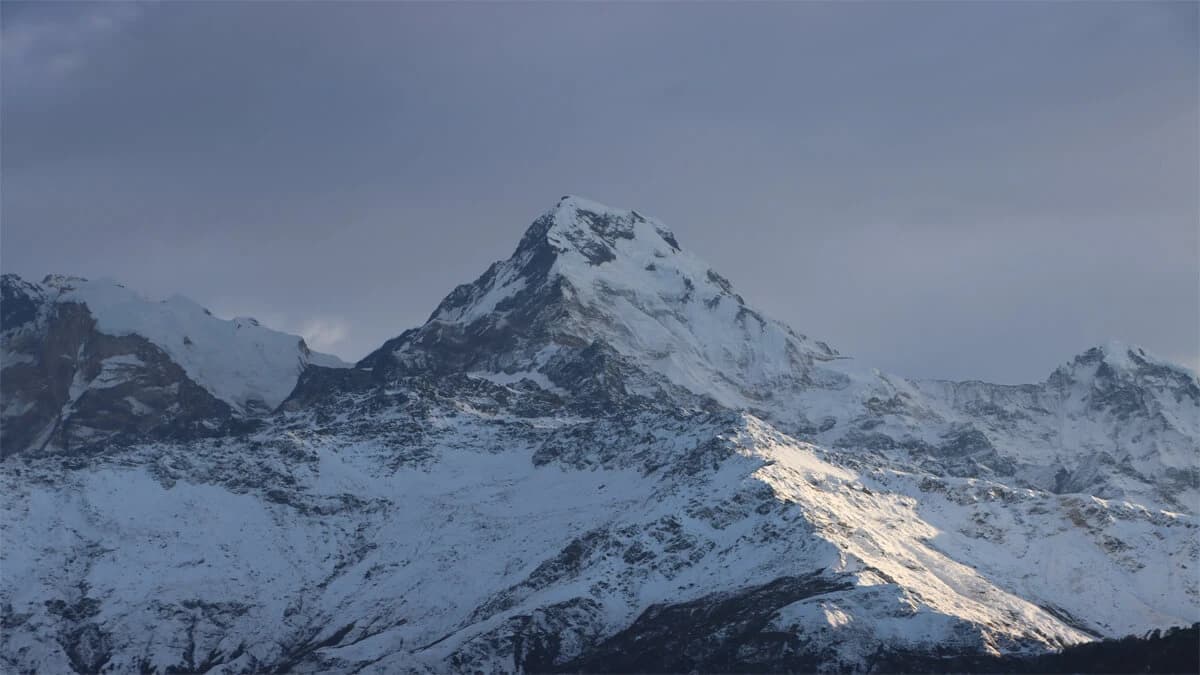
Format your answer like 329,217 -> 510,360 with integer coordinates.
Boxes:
1,197 -> 1196,674
0,274 -> 347,457
303,196 -> 1198,512
356,195 -> 840,403
909,342 -> 1199,511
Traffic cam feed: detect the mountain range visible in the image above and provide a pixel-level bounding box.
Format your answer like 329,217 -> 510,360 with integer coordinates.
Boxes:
2,196 -> 1197,673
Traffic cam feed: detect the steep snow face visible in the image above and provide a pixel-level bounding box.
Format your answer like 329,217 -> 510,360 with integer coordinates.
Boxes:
36,275 -> 347,412
390,195 -> 839,407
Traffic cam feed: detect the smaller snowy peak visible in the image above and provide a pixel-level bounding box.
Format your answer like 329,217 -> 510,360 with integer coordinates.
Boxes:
1051,340 -> 1200,393
1070,340 -> 1145,371
1043,341 -> 1199,498
1091,340 -> 1193,375
7,274 -> 348,412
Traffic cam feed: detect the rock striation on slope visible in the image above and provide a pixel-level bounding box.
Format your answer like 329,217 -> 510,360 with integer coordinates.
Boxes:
1,197 -> 1196,674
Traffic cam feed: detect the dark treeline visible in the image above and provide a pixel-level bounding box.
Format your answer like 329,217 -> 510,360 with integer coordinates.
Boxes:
879,623 -> 1199,674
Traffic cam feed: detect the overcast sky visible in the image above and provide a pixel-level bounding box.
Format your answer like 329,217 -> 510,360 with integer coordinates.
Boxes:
2,1 -> 1197,383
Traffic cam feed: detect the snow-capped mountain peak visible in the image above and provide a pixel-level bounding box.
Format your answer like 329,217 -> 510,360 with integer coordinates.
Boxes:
1046,340 -> 1199,427
427,195 -> 686,325
377,196 -> 838,409
539,194 -> 683,263
1056,340 -> 1198,383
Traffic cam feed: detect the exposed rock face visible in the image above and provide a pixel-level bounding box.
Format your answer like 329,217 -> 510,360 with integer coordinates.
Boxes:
1,198 -> 1197,674
2,277 -> 227,456
0,299 -> 233,457
0,274 -> 345,457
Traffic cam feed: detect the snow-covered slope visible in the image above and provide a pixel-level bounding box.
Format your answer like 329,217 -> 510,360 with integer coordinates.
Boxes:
3,386 -> 1192,673
46,275 -> 347,411
0,274 -> 346,456
1,197 -> 1196,673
